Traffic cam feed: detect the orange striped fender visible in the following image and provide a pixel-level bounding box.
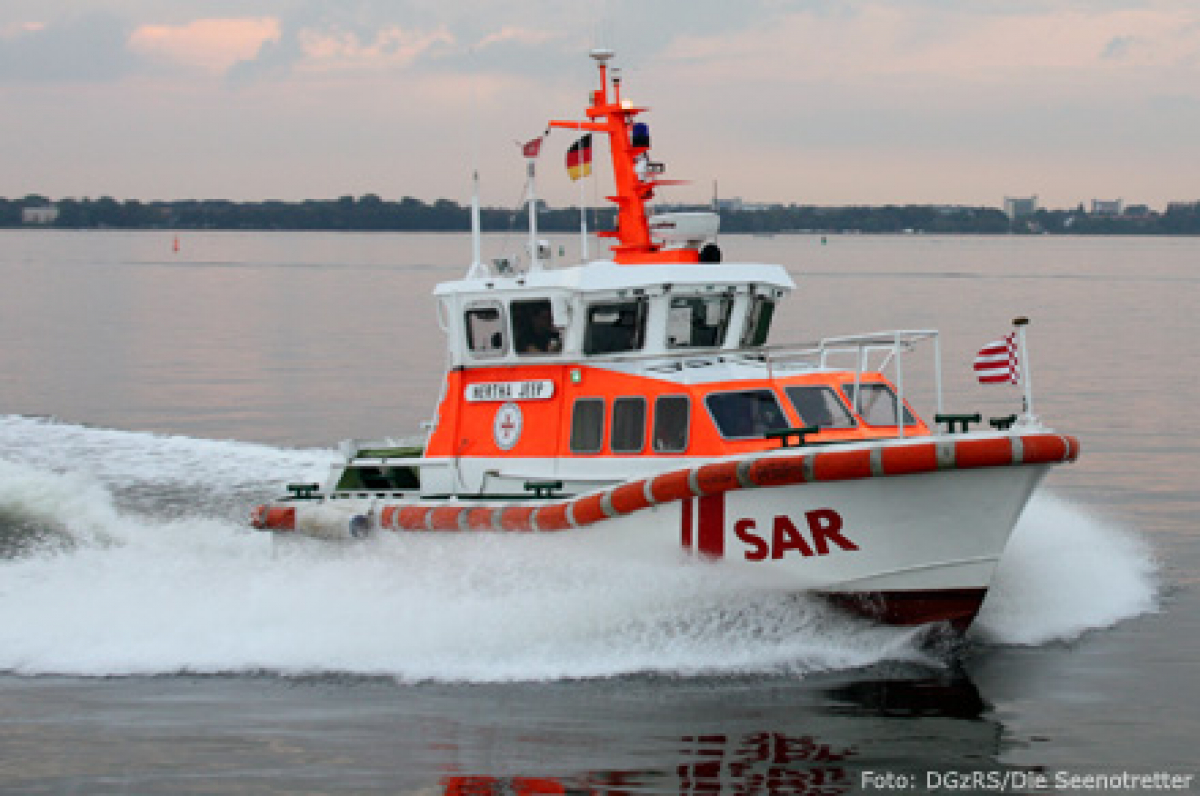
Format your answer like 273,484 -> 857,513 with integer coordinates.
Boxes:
357,432 -> 1080,535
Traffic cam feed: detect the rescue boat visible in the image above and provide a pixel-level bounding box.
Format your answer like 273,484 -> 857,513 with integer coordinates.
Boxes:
251,50 -> 1078,631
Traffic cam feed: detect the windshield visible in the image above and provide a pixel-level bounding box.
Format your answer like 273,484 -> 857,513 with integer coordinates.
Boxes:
583,299 -> 647,355
705,390 -> 790,439
784,385 -> 856,429
740,297 -> 775,347
842,383 -> 916,426
666,296 -> 732,348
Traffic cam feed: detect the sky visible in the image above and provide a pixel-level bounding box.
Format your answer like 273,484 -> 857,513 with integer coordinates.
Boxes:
2,0 -> 1198,209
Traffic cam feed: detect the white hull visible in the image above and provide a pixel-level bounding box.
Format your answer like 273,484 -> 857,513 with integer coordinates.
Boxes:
254,432 -> 1074,627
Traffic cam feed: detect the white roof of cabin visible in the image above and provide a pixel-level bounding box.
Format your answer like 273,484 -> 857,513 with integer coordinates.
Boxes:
434,259 -> 796,297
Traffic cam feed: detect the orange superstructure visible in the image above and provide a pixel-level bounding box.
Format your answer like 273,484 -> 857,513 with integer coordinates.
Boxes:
425,367 -> 930,461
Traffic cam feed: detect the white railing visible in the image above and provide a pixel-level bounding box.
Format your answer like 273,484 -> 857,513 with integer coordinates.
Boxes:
582,329 -> 943,439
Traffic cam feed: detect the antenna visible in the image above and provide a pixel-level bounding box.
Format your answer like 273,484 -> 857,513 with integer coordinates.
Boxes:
466,47 -> 484,277
470,168 -> 482,275
527,150 -> 541,271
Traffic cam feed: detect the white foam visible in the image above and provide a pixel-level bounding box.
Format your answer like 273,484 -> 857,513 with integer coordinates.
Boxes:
0,442 -> 926,680
0,414 -> 332,497
974,493 -> 1159,645
0,416 -> 1159,680
0,455 -> 124,549
0,499 -> 927,679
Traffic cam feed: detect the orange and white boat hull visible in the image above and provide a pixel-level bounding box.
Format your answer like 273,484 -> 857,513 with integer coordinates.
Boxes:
252,432 -> 1077,629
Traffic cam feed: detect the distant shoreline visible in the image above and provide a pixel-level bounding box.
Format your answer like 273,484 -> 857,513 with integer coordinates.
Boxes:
4,195 -> 1199,235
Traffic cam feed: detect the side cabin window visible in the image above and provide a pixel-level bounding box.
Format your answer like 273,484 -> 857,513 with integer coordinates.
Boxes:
335,466 -> 420,492
570,398 -> 605,453
653,395 -> 690,453
784,385 -> 857,429
464,301 -> 507,358
512,299 -> 562,356
706,389 -> 789,440
610,397 -> 646,453
842,383 -> 917,426
740,297 -> 776,348
666,296 -> 733,348
583,298 -> 647,355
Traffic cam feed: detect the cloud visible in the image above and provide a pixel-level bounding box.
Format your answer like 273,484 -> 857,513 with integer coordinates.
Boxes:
225,3 -> 455,83
477,25 -> 560,51
294,25 -> 455,73
129,17 -> 280,75
217,0 -> 795,85
651,1 -> 1200,94
0,12 -> 139,83
227,23 -> 456,85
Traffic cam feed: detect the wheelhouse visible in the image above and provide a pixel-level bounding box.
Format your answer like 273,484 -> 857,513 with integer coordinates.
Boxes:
436,259 -> 789,368
416,257 -> 939,496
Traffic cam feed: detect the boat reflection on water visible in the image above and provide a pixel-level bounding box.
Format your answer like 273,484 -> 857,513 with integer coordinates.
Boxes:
435,672 -> 999,795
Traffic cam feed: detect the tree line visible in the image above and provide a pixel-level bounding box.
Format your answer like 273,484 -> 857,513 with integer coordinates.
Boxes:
3,194 -> 1200,234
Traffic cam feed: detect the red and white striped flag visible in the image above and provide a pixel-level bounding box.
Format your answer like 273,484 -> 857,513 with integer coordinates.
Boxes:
974,333 -> 1020,384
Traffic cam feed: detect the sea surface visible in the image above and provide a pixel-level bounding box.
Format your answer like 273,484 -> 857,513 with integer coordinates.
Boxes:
0,229 -> 1194,794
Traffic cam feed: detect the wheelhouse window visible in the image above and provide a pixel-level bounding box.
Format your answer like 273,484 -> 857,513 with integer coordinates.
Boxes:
842,383 -> 917,426
610,397 -> 646,454
653,395 -> 690,453
512,299 -> 562,356
583,298 -> 647,355
740,296 -> 776,347
666,295 -> 733,348
705,389 -> 790,440
464,301 -> 507,358
784,385 -> 856,429
570,398 -> 605,453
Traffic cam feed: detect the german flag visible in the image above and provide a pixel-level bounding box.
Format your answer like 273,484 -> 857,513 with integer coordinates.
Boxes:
566,134 -> 592,181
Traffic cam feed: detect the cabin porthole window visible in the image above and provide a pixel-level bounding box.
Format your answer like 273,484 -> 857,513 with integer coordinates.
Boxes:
652,395 -> 690,453
610,397 -> 647,454
570,398 -> 606,454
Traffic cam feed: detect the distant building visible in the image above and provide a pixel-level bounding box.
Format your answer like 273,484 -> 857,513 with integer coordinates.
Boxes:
1003,196 -> 1038,219
1091,199 -> 1123,216
21,205 -> 59,225
1124,204 -> 1151,218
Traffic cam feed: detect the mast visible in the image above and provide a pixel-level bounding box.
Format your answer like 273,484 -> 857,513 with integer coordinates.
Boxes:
1014,317 -> 1035,419
548,49 -> 697,265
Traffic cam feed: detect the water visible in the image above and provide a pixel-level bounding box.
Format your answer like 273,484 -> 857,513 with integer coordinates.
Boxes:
0,230 -> 1193,793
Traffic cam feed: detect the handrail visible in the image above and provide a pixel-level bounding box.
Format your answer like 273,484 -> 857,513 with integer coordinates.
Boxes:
572,328 -> 940,369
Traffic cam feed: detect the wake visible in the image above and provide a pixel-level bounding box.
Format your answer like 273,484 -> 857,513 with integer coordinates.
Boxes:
0,415 -> 1157,681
